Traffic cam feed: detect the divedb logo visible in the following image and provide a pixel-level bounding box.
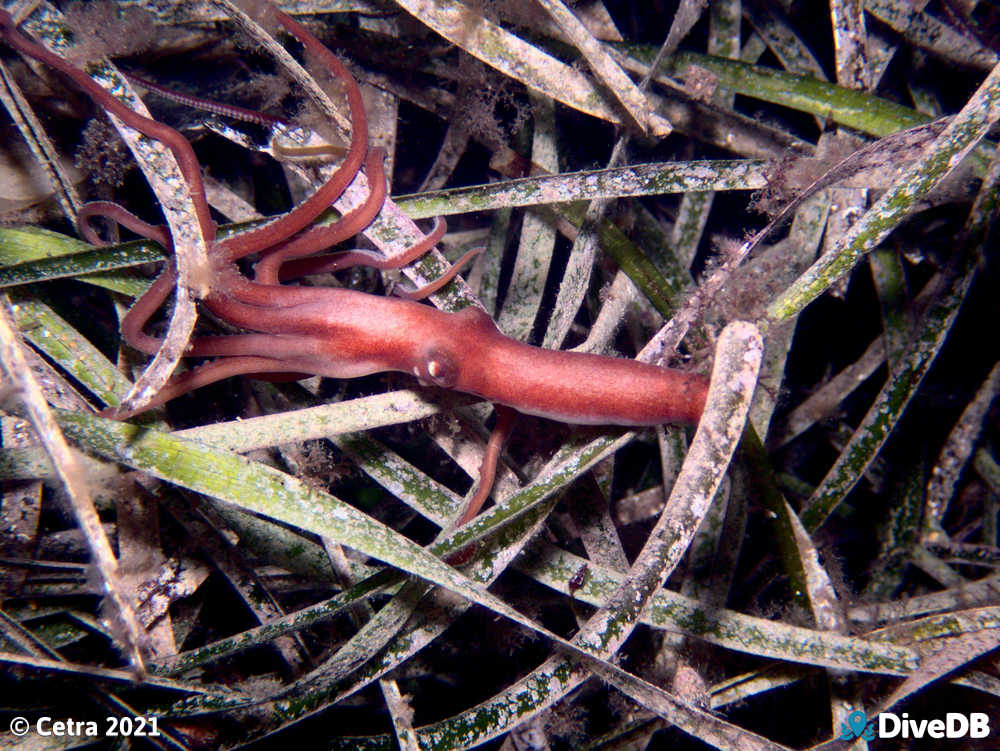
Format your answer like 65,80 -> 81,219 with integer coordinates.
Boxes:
840,709 -> 991,741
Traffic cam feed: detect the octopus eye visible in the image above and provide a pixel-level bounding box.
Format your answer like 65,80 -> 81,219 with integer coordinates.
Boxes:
420,348 -> 459,388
